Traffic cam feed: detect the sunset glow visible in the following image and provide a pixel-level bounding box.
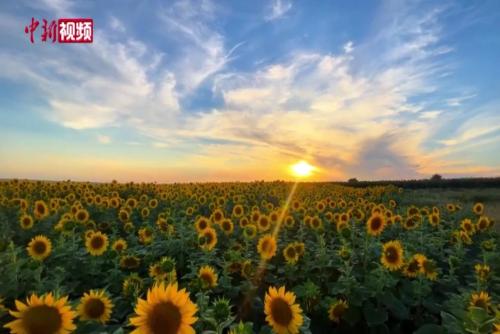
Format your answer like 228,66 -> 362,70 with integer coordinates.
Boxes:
290,161 -> 315,178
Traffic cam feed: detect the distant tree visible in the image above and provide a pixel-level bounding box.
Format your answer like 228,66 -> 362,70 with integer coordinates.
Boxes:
430,174 -> 443,181
348,178 -> 359,183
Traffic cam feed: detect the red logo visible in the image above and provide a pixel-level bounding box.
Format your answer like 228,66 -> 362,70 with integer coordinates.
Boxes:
24,17 -> 93,44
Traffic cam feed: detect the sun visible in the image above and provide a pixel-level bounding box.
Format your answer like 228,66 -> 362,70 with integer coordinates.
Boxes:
290,161 -> 315,178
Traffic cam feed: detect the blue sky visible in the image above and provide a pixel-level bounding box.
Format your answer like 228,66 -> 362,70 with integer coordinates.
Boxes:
0,0 -> 499,182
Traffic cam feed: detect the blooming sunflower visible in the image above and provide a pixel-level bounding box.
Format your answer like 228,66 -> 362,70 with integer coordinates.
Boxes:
258,215 -> 271,232
198,265 -> 218,289
19,214 -> 34,230
74,209 -> 90,223
129,282 -> 198,334
4,293 -> 76,334
112,239 -> 128,252
473,202 -> 484,215
33,200 -> 49,220
283,244 -> 299,265
474,263 -> 490,282
428,213 -> 440,227
220,219 -> 234,235
27,235 -> 52,261
264,286 -> 303,334
232,204 -> 244,217
77,290 -> 113,324
476,216 -> 490,231
257,234 -> 277,260
194,217 -> 210,234
403,255 -> 421,278
420,257 -> 438,280
243,224 -> 257,240
120,255 -> 141,270
469,291 -> 491,310
199,227 -> 217,251
461,219 -> 475,235
328,299 -> 348,323
366,214 -> 386,236
85,231 -> 109,256
381,240 -> 404,271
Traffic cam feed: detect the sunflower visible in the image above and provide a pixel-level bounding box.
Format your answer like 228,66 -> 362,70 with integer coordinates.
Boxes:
120,255 -> 141,270
469,291 -> 491,310
459,230 -> 472,245
474,264 -> 490,282
75,209 -> 90,223
149,198 -> 158,209
476,216 -> 490,231
461,219 -> 475,235
366,214 -> 386,236
283,244 -> 299,265
4,293 -> 76,334
258,215 -> 271,232
27,235 -> 52,261
123,274 -> 144,296
220,219 -> 234,235
118,209 -> 130,223
243,224 -> 257,239
112,239 -> 128,252
328,299 -> 348,323
77,290 -> 113,324
257,234 -> 277,260
381,240 -> 404,271
473,202 -> 484,215
198,265 -> 218,289
211,209 -> 224,224
33,200 -> 49,220
129,282 -> 198,334
284,216 -> 295,229
232,204 -> 244,217
194,217 -> 210,233
264,286 -> 303,334
420,257 -> 438,280
19,214 -> 34,230
403,255 -> 421,278
138,227 -> 154,244
428,213 -> 440,227
85,231 -> 109,256
199,227 -> 217,251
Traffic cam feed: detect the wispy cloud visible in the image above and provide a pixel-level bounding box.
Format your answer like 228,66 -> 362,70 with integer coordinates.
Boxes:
266,0 -> 293,21
97,135 -> 111,144
1,0 -> 498,181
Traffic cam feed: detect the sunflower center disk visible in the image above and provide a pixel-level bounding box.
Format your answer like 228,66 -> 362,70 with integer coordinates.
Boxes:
91,237 -> 104,249
270,298 -> 293,327
22,305 -> 62,334
84,298 -> 105,319
33,242 -> 47,254
385,247 -> 398,263
148,301 -> 182,334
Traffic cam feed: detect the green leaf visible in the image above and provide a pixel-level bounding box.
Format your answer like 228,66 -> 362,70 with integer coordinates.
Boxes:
379,293 -> 409,320
363,301 -> 388,327
441,311 -> 464,334
468,307 -> 490,325
414,324 -> 445,334
343,306 -> 361,326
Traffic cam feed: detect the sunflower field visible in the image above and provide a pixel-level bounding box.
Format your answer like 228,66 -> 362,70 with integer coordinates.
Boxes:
0,179 -> 499,334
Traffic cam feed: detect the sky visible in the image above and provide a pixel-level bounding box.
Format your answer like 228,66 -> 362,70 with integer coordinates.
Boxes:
0,0 -> 499,182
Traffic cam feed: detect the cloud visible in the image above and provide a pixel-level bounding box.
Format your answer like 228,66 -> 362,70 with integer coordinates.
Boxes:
1,0 -> 499,181
97,135 -> 111,144
266,0 -> 293,21
343,41 -> 354,54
